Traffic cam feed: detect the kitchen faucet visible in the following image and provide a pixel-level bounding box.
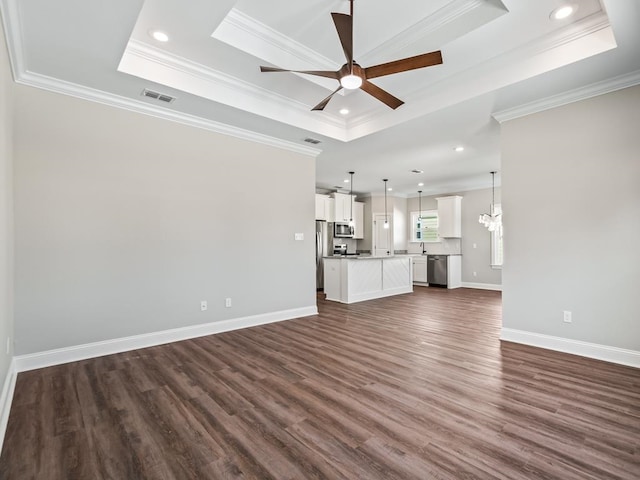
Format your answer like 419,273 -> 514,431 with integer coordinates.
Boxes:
420,242 -> 427,254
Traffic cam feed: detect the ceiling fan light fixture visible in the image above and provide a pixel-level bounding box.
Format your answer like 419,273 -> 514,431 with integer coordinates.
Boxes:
259,0 -> 442,111
340,74 -> 363,90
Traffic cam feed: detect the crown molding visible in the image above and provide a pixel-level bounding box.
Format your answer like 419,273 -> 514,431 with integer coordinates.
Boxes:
211,8 -> 336,70
16,70 -> 322,157
120,39 -> 348,141
347,10 -> 615,136
214,8 -> 336,70
492,69 -> 640,123
359,0 -> 489,65
212,8 -> 340,93
126,39 -> 318,113
1,0 -> 325,154
0,0 -> 24,78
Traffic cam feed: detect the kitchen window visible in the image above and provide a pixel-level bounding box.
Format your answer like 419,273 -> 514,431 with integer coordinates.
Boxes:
491,204 -> 503,267
411,210 -> 439,242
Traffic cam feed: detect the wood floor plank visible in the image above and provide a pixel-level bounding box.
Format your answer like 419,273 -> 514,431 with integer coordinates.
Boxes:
1,288 -> 639,479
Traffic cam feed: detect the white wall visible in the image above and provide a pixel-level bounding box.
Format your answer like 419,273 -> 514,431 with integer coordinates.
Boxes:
457,188 -> 502,286
13,86 -> 317,355
502,85 -> 640,353
0,14 -> 15,397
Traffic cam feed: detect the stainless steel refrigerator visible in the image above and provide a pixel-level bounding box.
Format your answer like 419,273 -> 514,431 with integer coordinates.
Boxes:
316,221 -> 329,291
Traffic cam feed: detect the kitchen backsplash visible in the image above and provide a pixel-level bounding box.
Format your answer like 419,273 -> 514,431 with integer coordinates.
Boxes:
407,238 -> 462,255
335,238 -> 461,256
332,237 -> 358,253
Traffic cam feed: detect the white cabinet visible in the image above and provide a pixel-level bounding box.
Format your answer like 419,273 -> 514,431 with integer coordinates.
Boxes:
315,194 -> 336,222
437,196 -> 462,238
353,201 -> 364,239
324,256 -> 413,304
412,256 -> 428,283
315,194 -> 329,220
447,255 -> 462,289
332,193 -> 352,223
326,198 -> 335,222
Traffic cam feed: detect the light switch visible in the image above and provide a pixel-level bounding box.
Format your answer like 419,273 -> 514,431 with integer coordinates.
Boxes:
295,233 -> 304,241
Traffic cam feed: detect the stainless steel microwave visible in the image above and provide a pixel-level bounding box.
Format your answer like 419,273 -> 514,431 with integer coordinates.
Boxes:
333,222 -> 354,238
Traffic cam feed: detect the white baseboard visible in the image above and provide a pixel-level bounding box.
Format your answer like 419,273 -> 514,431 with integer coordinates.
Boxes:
14,306 -> 317,373
0,358 -> 18,454
500,328 -> 640,368
461,282 -> 502,291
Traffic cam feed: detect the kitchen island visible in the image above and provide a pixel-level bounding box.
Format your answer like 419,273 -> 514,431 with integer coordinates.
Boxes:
323,256 -> 413,304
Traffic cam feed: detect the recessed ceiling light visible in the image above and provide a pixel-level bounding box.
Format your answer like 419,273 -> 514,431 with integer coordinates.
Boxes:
418,182 -> 424,187
387,187 -> 393,192
149,30 -> 169,42
339,108 -> 349,115
550,5 -> 576,20
344,179 -> 350,183
454,146 -> 465,152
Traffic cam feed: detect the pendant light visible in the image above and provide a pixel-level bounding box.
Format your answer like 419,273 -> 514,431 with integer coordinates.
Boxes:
383,179 -> 390,229
478,171 -> 502,236
348,171 -> 355,227
418,190 -> 423,220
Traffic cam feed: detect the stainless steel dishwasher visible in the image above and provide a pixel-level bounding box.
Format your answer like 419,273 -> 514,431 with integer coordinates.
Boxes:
427,255 -> 448,287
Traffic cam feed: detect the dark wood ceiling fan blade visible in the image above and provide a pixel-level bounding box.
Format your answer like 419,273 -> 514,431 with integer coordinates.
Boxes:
331,13 -> 353,66
260,66 -> 339,79
311,86 -> 344,111
364,50 -> 443,79
360,80 -> 404,110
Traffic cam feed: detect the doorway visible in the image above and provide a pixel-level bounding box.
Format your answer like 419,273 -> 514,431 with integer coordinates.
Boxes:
373,214 -> 391,256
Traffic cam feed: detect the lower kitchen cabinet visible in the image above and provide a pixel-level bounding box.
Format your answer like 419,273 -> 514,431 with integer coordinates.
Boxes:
447,255 -> 462,288
412,256 -> 428,284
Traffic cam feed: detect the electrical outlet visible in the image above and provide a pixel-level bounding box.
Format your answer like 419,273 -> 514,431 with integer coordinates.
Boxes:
473,271 -> 477,277
563,310 -> 572,323
200,301 -> 207,311
225,298 -> 232,308
294,233 -> 304,241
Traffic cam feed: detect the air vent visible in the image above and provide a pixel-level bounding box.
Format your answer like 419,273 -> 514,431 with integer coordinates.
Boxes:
411,169 -> 424,174
142,89 -> 175,103
304,137 -> 321,145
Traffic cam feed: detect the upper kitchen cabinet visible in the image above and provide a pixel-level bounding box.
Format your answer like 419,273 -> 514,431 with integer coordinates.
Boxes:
437,196 -> 462,238
331,192 -> 352,223
326,192 -> 363,237
315,194 -> 335,222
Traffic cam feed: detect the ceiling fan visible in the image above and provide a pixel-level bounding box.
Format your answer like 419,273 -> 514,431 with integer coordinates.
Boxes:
259,0 -> 443,111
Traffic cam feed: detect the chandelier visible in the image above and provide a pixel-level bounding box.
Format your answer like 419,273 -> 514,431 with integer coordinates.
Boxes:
479,171 -> 502,236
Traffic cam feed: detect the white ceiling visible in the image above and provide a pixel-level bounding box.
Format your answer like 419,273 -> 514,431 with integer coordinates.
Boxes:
1,0 -> 639,196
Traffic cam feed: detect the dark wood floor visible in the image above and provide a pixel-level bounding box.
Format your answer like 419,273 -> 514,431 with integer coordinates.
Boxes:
1,287 -> 639,479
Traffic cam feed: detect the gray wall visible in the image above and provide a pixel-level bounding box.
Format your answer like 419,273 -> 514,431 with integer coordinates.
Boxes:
0,16 -> 14,385
457,188 -> 502,286
502,85 -> 640,351
13,86 -> 317,355
406,190 -> 502,286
